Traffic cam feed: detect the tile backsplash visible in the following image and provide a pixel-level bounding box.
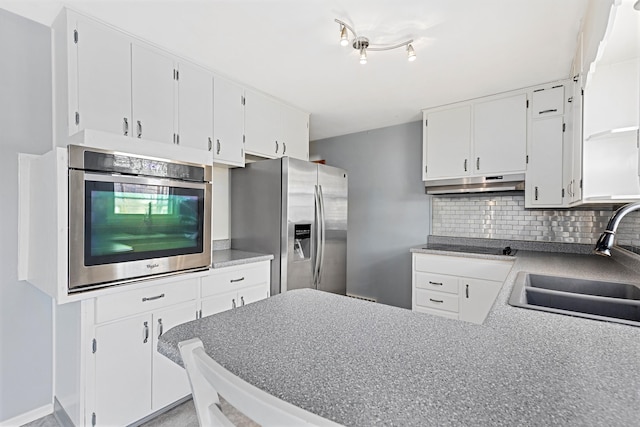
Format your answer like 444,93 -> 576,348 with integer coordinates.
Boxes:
432,194 -> 640,246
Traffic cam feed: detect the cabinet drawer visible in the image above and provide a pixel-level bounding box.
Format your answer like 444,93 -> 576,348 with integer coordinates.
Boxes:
531,86 -> 564,117
415,289 -> 459,313
414,253 -> 512,282
414,306 -> 459,320
202,263 -> 268,297
95,278 -> 198,324
415,272 -> 458,294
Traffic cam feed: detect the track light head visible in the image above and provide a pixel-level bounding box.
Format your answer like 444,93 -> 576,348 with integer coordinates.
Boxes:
407,44 -> 416,62
340,25 -> 349,46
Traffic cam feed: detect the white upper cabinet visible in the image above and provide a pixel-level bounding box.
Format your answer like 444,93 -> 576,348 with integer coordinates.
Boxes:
423,93 -> 527,181
424,106 -> 471,180
73,17 -> 131,137
245,90 -> 310,161
244,89 -> 281,158
176,62 -> 213,153
131,43 -> 175,145
53,8 -> 309,166
213,76 -> 244,166
473,93 -> 527,175
527,115 -> 565,207
281,104 -> 310,161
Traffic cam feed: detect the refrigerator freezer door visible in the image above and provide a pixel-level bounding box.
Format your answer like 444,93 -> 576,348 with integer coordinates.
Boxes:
317,164 -> 348,295
282,158 -> 318,292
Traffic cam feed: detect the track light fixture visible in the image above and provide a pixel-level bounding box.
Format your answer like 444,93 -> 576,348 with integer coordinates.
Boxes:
335,18 -> 415,64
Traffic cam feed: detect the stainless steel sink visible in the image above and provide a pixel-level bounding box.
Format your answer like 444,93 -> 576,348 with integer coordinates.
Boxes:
508,272 -> 640,327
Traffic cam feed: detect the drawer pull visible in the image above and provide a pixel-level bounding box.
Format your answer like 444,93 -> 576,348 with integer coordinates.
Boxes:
230,277 -> 245,283
538,109 -> 557,115
428,281 -> 443,286
429,298 -> 444,304
142,293 -> 165,302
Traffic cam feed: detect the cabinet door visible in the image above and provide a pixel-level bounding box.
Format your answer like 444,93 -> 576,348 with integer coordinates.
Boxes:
238,283 -> 269,307
75,18 -> 131,136
213,76 -> 245,166
473,94 -> 527,174
570,75 -> 583,203
527,116 -> 564,206
425,106 -> 471,179
458,278 -> 502,324
281,104 -> 310,160
201,289 -> 238,317
131,43 -> 175,144
152,302 -> 197,410
177,62 -> 213,152
244,90 -> 280,158
94,314 -> 152,427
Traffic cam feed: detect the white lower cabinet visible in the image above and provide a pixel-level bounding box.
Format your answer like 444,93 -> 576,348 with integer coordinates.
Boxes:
94,313 -> 152,427
89,280 -> 198,427
54,261 -> 271,426
151,303 -> 197,409
201,261 -> 271,317
412,253 -> 513,324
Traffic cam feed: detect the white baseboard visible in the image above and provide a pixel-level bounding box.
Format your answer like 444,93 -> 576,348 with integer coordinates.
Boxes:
0,403 -> 53,427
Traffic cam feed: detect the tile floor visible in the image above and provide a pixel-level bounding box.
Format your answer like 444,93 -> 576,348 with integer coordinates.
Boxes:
20,397 -> 258,427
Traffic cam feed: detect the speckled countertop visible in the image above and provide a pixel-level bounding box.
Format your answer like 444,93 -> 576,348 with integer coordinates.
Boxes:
160,247 -> 640,426
211,249 -> 273,269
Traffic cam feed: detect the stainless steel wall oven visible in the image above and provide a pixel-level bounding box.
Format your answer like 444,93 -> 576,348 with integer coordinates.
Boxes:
68,145 -> 212,292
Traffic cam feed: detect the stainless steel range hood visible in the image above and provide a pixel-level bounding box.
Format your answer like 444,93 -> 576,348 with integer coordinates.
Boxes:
425,174 -> 525,195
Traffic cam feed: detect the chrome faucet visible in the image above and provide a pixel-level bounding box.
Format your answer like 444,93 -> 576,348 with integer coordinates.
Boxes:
594,201 -> 640,256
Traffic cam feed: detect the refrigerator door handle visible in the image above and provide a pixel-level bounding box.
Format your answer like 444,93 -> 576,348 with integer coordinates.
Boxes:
313,185 -> 321,287
317,185 -> 326,285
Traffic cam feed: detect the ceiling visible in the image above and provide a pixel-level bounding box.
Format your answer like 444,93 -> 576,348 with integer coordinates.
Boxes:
1,0 -> 590,141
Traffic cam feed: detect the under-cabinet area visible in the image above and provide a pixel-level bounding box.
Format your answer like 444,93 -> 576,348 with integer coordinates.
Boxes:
54,260 -> 270,427
411,252 -> 513,324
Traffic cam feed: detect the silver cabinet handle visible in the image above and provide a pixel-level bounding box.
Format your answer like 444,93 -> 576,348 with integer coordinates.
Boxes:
539,109 -> 557,115
429,298 -> 444,304
208,137 -> 212,152
464,159 -> 468,172
466,284 -> 469,298
217,139 -> 221,155
283,142 -> 287,155
157,318 -> 163,337
136,120 -> 142,138
428,281 -> 443,286
232,298 -> 236,309
275,141 -> 279,153
143,321 -> 149,344
241,296 -> 245,306
142,293 -> 165,302
123,118 -> 129,136
535,186 -> 539,201
476,157 -> 480,170
230,277 -> 245,283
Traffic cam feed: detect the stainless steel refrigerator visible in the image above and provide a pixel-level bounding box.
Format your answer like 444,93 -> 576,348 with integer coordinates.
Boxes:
230,157 -> 347,296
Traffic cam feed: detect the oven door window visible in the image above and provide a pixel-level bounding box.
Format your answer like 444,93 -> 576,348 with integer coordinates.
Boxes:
85,180 -> 205,266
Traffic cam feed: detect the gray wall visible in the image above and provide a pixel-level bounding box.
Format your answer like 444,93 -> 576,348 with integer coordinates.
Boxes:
311,122 -> 429,309
0,9 -> 53,422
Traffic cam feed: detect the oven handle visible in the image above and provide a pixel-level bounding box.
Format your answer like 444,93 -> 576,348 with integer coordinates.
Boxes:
81,171 -> 208,189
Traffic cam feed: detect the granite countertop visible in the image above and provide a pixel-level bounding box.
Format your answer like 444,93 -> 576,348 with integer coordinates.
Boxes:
211,249 -> 273,269
160,247 -> 640,426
